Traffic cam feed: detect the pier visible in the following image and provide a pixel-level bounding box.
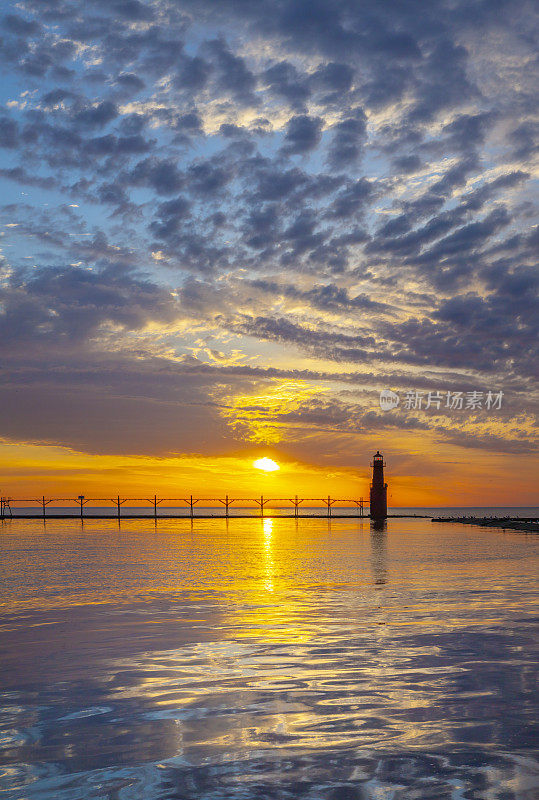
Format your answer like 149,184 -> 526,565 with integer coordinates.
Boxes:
0,495 -> 371,520
0,451 -> 408,522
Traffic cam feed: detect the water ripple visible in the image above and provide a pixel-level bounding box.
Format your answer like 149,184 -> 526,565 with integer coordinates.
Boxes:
0,517 -> 537,798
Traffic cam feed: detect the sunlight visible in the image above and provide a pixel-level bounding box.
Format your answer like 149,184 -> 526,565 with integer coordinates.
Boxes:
253,457 -> 280,472
262,517 -> 274,592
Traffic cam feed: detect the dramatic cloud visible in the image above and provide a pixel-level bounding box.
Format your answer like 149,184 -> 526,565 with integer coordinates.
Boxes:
0,0 -> 537,487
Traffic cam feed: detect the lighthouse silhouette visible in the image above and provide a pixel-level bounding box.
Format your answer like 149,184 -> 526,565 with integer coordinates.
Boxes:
370,451 -> 388,519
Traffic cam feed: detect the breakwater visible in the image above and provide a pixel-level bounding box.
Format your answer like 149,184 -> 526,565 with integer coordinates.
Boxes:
432,516 -> 539,533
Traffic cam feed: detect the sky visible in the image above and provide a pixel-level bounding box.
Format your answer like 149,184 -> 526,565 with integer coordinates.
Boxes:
0,0 -> 537,506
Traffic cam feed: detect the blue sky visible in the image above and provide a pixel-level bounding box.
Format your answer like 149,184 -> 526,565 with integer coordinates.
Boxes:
0,0 -> 537,501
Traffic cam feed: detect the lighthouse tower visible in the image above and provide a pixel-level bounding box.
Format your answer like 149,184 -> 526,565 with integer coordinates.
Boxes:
370,451 -> 387,519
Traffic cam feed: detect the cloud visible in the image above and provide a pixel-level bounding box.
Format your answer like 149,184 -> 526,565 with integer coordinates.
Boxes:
0,264 -> 180,349
0,117 -> 18,148
263,61 -> 310,111
282,115 -> 323,154
128,157 -> 185,195
173,54 -> 212,93
114,72 -> 146,93
204,38 -> 257,106
509,120 -> 538,160
331,178 -> 373,218
0,0 -> 536,470
328,109 -> 367,168
3,13 -> 41,36
312,61 -> 354,93
150,196 -> 191,239
74,101 -> 119,128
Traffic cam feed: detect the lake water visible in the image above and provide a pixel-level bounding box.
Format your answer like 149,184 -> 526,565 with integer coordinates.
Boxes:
0,515 -> 537,799
5,505 -> 539,519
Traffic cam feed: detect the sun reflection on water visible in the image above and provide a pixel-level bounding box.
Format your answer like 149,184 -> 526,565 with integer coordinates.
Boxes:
0,517 -> 537,799
263,517 -> 274,593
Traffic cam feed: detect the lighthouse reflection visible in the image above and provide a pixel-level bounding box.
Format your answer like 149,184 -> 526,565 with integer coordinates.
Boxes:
370,519 -> 388,585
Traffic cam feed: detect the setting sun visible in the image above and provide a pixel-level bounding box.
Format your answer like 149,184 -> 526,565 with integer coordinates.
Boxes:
253,458 -> 280,472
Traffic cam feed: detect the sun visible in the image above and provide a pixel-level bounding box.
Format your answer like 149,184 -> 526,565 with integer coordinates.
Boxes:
253,457 -> 280,472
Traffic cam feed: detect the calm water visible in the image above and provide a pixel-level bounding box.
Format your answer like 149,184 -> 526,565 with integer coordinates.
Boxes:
6,506 -> 539,518
0,516 -> 537,799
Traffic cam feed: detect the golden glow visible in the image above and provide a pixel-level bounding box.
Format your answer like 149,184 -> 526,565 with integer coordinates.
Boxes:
218,381 -> 323,444
1,430 -> 538,506
253,457 -> 280,472
262,517 -> 274,592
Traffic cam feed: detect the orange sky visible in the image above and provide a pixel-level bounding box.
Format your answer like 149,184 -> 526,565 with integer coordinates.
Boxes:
2,435 -> 537,508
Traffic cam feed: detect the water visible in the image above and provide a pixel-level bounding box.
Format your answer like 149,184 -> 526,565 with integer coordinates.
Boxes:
5,505 -> 539,519
0,515 -> 537,799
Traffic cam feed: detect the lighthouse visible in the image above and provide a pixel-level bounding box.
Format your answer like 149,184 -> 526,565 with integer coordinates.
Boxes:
370,451 -> 387,519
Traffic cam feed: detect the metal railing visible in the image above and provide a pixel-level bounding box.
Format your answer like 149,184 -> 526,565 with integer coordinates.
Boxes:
0,495 -> 366,520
